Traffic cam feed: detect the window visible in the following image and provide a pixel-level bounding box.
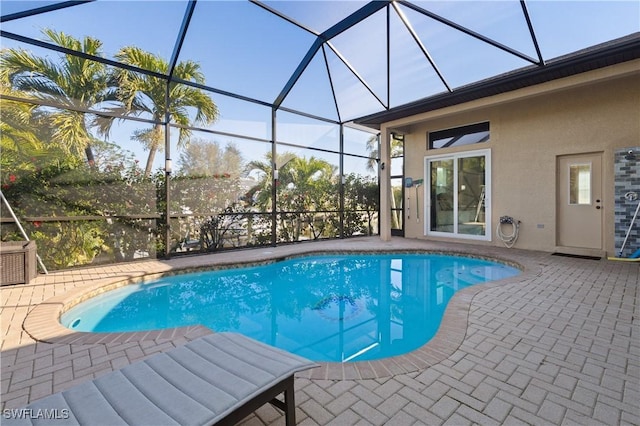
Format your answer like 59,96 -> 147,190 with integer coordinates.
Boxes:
426,149 -> 491,240
390,133 -> 404,235
569,163 -> 591,205
428,122 -> 490,149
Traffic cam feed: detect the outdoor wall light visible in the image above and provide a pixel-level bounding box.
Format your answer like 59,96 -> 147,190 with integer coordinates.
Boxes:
624,150 -> 636,161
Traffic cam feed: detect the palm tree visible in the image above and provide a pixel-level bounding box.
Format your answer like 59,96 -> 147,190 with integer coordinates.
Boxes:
366,134 -> 403,172
0,82 -> 44,166
246,153 -> 338,240
0,29 -> 112,164
103,47 -> 219,177
249,154 -> 337,208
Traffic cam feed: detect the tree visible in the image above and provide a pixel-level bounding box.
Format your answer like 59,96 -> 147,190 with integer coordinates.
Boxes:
177,139 -> 242,177
245,152 -> 290,212
0,29 -> 113,164
103,47 -> 219,177
343,174 -> 379,236
0,82 -> 48,174
365,133 -> 404,170
280,156 -> 339,240
246,153 -> 339,241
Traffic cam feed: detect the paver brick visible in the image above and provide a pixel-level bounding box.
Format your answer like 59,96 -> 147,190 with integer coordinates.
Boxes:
325,389 -> 359,416
483,396 -> 513,423
385,410 -> 420,426
371,378 -> 403,399
325,379 -> 356,398
300,398 -> 334,424
441,413 -> 473,426
537,399 -> 566,424
456,403 -> 501,426
469,381 -> 498,403
446,388 -> 486,412
521,383 -> 547,405
351,400 -> 388,425
377,393 -> 410,416
1,239 -> 638,425
350,384 -> 385,407
401,402 -> 443,426
459,369 -> 485,388
301,382 -> 334,405
325,409 -> 360,426
430,395 -> 460,420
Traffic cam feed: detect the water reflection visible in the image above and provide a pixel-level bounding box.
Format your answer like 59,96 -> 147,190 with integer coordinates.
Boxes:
62,254 -> 519,362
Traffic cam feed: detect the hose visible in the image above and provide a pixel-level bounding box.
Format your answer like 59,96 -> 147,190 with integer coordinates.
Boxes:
496,217 -> 520,248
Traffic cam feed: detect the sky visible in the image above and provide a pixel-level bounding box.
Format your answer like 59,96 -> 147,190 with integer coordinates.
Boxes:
1,0 -> 639,173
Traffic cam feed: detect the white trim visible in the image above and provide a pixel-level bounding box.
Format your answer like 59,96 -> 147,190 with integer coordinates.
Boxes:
424,148 -> 492,241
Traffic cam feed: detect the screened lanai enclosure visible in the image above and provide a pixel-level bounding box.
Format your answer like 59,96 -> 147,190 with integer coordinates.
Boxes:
1,1 -> 638,270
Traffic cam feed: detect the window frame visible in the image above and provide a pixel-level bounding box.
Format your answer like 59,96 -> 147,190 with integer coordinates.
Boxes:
568,162 -> 593,205
427,121 -> 490,150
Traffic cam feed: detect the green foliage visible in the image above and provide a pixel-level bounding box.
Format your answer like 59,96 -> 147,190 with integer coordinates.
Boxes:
343,173 -> 379,236
0,151 -> 160,268
107,46 -> 219,177
0,29 -> 112,163
0,29 -> 380,269
199,204 -> 249,251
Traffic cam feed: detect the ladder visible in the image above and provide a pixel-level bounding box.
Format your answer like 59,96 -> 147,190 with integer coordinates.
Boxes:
474,185 -> 485,223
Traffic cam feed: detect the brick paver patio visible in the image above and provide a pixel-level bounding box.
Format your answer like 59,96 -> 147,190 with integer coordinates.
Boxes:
1,237 -> 638,425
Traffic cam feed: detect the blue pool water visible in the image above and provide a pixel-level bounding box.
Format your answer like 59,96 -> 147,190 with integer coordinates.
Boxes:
62,253 -> 519,362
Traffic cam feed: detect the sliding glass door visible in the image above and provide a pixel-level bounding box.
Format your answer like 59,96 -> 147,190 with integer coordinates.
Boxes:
426,149 -> 490,240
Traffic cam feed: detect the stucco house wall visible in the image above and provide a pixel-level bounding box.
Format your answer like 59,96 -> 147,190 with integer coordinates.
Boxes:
380,60 -> 640,256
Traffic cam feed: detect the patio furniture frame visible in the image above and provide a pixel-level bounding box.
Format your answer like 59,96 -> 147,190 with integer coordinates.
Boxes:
3,333 -> 317,425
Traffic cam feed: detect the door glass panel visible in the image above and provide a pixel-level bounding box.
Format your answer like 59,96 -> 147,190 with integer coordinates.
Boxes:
390,157 -> 404,176
569,163 -> 591,205
390,178 -> 403,231
390,133 -> 404,234
430,159 -> 454,233
458,156 -> 486,235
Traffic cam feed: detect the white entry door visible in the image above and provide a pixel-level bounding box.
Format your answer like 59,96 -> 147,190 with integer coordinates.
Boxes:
557,153 -> 603,253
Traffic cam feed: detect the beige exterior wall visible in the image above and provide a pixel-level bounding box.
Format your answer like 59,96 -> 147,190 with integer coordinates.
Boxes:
379,60 -> 640,256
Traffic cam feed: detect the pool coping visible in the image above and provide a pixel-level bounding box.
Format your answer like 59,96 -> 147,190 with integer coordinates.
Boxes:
22,248 -> 541,380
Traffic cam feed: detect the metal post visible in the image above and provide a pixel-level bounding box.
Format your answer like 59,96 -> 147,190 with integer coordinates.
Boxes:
339,123 -> 345,238
379,129 -> 391,241
271,107 -> 278,247
164,83 -> 172,258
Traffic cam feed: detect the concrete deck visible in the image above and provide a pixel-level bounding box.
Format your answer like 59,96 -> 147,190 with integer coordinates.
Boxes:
1,237 -> 638,425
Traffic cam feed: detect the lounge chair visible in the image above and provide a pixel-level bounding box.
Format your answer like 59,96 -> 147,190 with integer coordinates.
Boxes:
3,333 -> 318,425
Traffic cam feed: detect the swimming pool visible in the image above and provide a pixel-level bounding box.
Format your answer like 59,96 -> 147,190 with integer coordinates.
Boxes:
62,253 -> 520,362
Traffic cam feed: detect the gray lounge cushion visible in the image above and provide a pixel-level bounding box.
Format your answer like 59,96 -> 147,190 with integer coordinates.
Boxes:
4,333 -> 318,425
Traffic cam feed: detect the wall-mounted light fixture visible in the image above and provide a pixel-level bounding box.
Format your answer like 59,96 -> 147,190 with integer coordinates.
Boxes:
624,149 -> 636,161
